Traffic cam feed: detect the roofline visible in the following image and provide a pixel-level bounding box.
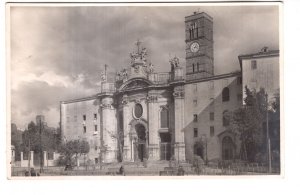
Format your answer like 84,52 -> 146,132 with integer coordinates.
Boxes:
185,71 -> 241,84
60,72 -> 241,103
61,95 -> 98,104
185,12 -> 213,21
238,49 -> 280,70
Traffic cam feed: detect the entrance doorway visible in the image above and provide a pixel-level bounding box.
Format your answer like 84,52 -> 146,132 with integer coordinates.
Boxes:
134,124 -> 147,162
160,133 -> 171,160
194,142 -> 204,160
222,136 -> 235,160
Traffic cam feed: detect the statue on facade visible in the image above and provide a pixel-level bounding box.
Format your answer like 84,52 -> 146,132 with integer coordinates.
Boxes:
140,47 -> 147,63
116,68 -> 128,81
121,68 -> 128,80
100,71 -> 107,82
147,62 -> 154,74
169,56 -> 180,68
130,52 -> 139,65
169,56 -> 180,72
134,65 -> 140,73
130,40 -> 148,66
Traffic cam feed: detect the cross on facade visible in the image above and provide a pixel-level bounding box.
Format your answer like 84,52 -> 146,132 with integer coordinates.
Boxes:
135,39 -> 142,53
104,64 -> 108,75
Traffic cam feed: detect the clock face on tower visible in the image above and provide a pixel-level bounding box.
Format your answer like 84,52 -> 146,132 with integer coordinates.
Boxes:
190,42 -> 200,53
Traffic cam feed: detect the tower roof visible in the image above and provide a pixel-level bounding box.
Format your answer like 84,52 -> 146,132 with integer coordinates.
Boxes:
185,11 -> 213,22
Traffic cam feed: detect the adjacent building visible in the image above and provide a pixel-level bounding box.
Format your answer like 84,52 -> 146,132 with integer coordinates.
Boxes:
239,47 -> 280,101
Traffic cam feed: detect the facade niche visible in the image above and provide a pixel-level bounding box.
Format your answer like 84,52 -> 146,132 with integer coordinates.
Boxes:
160,106 -> 169,128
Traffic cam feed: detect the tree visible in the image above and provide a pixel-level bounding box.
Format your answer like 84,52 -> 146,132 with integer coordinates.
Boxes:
229,86 -> 268,162
21,121 -> 57,154
269,92 -> 280,166
11,123 -> 23,161
21,121 -> 39,153
58,139 -> 90,166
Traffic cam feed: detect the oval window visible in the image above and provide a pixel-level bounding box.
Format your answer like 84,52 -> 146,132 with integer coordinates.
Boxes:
134,104 -> 143,118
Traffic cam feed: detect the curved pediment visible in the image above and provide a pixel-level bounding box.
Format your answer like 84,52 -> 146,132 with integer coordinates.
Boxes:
119,78 -> 153,91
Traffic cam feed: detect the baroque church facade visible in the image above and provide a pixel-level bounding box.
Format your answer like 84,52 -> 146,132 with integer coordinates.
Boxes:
60,12 -> 279,164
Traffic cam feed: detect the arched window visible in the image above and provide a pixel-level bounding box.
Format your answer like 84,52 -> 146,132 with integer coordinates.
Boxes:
160,107 -> 169,128
192,64 -> 195,73
222,87 -> 230,102
223,110 -> 230,127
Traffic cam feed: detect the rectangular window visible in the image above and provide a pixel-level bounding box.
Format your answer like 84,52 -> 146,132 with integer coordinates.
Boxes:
94,113 -> 97,120
83,115 -> 86,121
95,125 -> 98,132
193,99 -> 197,106
47,152 -> 54,160
193,84 -> 197,92
193,114 -> 198,122
251,60 -> 257,70
194,128 -> 198,138
210,112 -> 214,121
210,126 -> 215,137
83,126 -> 86,133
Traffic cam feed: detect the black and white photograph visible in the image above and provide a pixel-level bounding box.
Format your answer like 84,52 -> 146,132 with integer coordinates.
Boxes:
7,2 -> 281,177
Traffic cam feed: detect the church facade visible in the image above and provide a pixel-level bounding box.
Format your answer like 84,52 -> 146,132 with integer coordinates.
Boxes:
60,12 -> 279,165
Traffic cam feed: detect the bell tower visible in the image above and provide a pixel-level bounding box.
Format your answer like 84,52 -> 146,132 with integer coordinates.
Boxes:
185,11 -> 214,81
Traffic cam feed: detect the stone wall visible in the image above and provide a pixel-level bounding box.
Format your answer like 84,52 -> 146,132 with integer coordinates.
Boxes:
61,97 -> 102,163
184,74 -> 242,162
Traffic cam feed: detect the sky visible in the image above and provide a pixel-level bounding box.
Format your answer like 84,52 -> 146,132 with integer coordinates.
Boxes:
9,5 -> 279,129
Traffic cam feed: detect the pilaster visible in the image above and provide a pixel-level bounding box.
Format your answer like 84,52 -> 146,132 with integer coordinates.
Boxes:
147,94 -> 160,161
122,96 -> 131,162
173,85 -> 186,162
101,97 -> 118,163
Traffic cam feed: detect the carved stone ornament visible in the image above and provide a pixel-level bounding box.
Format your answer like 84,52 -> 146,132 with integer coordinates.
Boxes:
134,99 -> 141,104
100,103 -> 112,109
123,80 -> 149,90
121,96 -> 129,105
173,91 -> 184,98
146,95 -> 158,103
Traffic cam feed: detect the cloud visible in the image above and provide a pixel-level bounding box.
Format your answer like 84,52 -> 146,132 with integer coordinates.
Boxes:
9,5 -> 279,128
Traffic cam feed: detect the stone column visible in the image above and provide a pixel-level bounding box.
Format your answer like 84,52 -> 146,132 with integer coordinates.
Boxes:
122,96 -> 131,162
147,94 -> 160,161
173,86 -> 186,162
101,97 -> 118,163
